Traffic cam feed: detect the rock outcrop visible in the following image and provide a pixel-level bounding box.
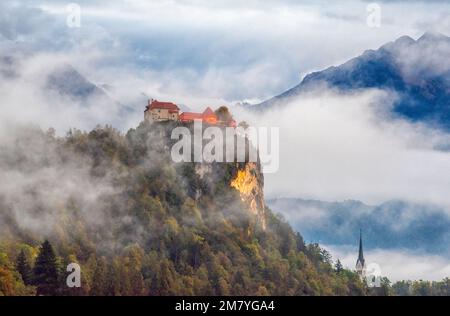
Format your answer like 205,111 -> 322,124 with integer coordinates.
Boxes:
230,162 -> 266,230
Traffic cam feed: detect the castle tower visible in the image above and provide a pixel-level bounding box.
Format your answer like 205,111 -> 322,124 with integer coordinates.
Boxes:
355,229 -> 366,279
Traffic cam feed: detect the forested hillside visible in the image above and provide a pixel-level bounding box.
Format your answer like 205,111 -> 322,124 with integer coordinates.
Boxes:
0,121 -> 365,295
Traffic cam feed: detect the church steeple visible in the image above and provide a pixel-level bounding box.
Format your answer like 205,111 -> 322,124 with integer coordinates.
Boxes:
358,229 -> 364,264
356,229 -> 366,279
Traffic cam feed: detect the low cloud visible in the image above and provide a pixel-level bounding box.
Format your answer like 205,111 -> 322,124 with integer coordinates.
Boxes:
0,126 -> 118,243
238,88 -> 450,209
326,244 -> 450,282
267,197 -> 450,254
0,52 -> 144,135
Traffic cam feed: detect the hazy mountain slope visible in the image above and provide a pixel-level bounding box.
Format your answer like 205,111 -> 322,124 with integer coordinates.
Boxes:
257,32 -> 450,129
267,198 -> 450,255
45,64 -> 110,102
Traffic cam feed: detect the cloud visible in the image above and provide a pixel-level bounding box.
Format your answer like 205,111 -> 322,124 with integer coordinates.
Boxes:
2,0 -> 449,105
326,244 -> 450,282
238,88 -> 450,209
0,125 -> 118,241
387,32 -> 450,82
267,197 -> 450,254
0,52 -> 144,135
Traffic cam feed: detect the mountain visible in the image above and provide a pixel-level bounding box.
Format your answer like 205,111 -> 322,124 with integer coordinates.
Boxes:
267,197 -> 450,255
45,64 -> 114,103
256,32 -> 450,129
0,55 -> 120,107
44,64 -> 143,121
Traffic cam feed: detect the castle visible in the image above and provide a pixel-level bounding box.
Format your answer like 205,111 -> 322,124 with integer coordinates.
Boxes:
144,100 -> 180,122
144,99 -> 236,127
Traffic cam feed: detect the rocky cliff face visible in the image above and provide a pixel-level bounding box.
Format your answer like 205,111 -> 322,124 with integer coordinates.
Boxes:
193,160 -> 267,231
230,162 -> 266,230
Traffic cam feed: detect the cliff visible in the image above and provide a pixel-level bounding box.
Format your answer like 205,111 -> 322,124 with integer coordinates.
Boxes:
162,120 -> 268,231
194,160 -> 266,231
230,162 -> 266,230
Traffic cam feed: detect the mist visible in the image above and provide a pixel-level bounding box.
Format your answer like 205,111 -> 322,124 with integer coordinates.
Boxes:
236,88 -> 450,209
326,244 -> 450,282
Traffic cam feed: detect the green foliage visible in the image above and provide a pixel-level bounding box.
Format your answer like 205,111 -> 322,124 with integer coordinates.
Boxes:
391,278 -> 450,296
369,277 -> 392,296
16,250 -> 32,285
335,259 -> 343,274
33,240 -> 60,295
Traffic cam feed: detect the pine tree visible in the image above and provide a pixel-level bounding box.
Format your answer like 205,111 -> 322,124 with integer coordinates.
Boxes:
16,250 -> 32,285
335,259 -> 343,274
33,240 -> 60,295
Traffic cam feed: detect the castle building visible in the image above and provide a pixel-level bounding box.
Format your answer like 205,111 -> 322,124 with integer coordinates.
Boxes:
356,229 -> 366,279
179,107 -> 218,125
144,101 -> 237,127
144,99 -> 180,122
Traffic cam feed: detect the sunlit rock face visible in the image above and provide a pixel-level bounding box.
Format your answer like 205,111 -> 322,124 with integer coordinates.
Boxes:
230,162 -> 266,230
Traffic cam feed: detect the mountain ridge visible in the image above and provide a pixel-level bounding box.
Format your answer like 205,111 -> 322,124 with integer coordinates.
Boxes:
255,32 -> 450,129
267,197 -> 450,254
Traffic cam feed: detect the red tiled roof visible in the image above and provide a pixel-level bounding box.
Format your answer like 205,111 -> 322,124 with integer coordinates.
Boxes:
147,100 -> 180,111
202,107 -> 215,116
179,112 -> 203,121
179,107 -> 218,124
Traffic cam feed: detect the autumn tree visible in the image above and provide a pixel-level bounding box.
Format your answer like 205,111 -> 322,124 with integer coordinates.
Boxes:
215,106 -> 233,122
90,257 -> 110,296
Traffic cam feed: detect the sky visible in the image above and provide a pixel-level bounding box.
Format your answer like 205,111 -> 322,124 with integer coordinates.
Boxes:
2,0 -> 449,104
1,0 -> 450,282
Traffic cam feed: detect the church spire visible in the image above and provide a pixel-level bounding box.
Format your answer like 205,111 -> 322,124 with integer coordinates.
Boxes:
356,229 -> 366,278
358,229 -> 364,264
